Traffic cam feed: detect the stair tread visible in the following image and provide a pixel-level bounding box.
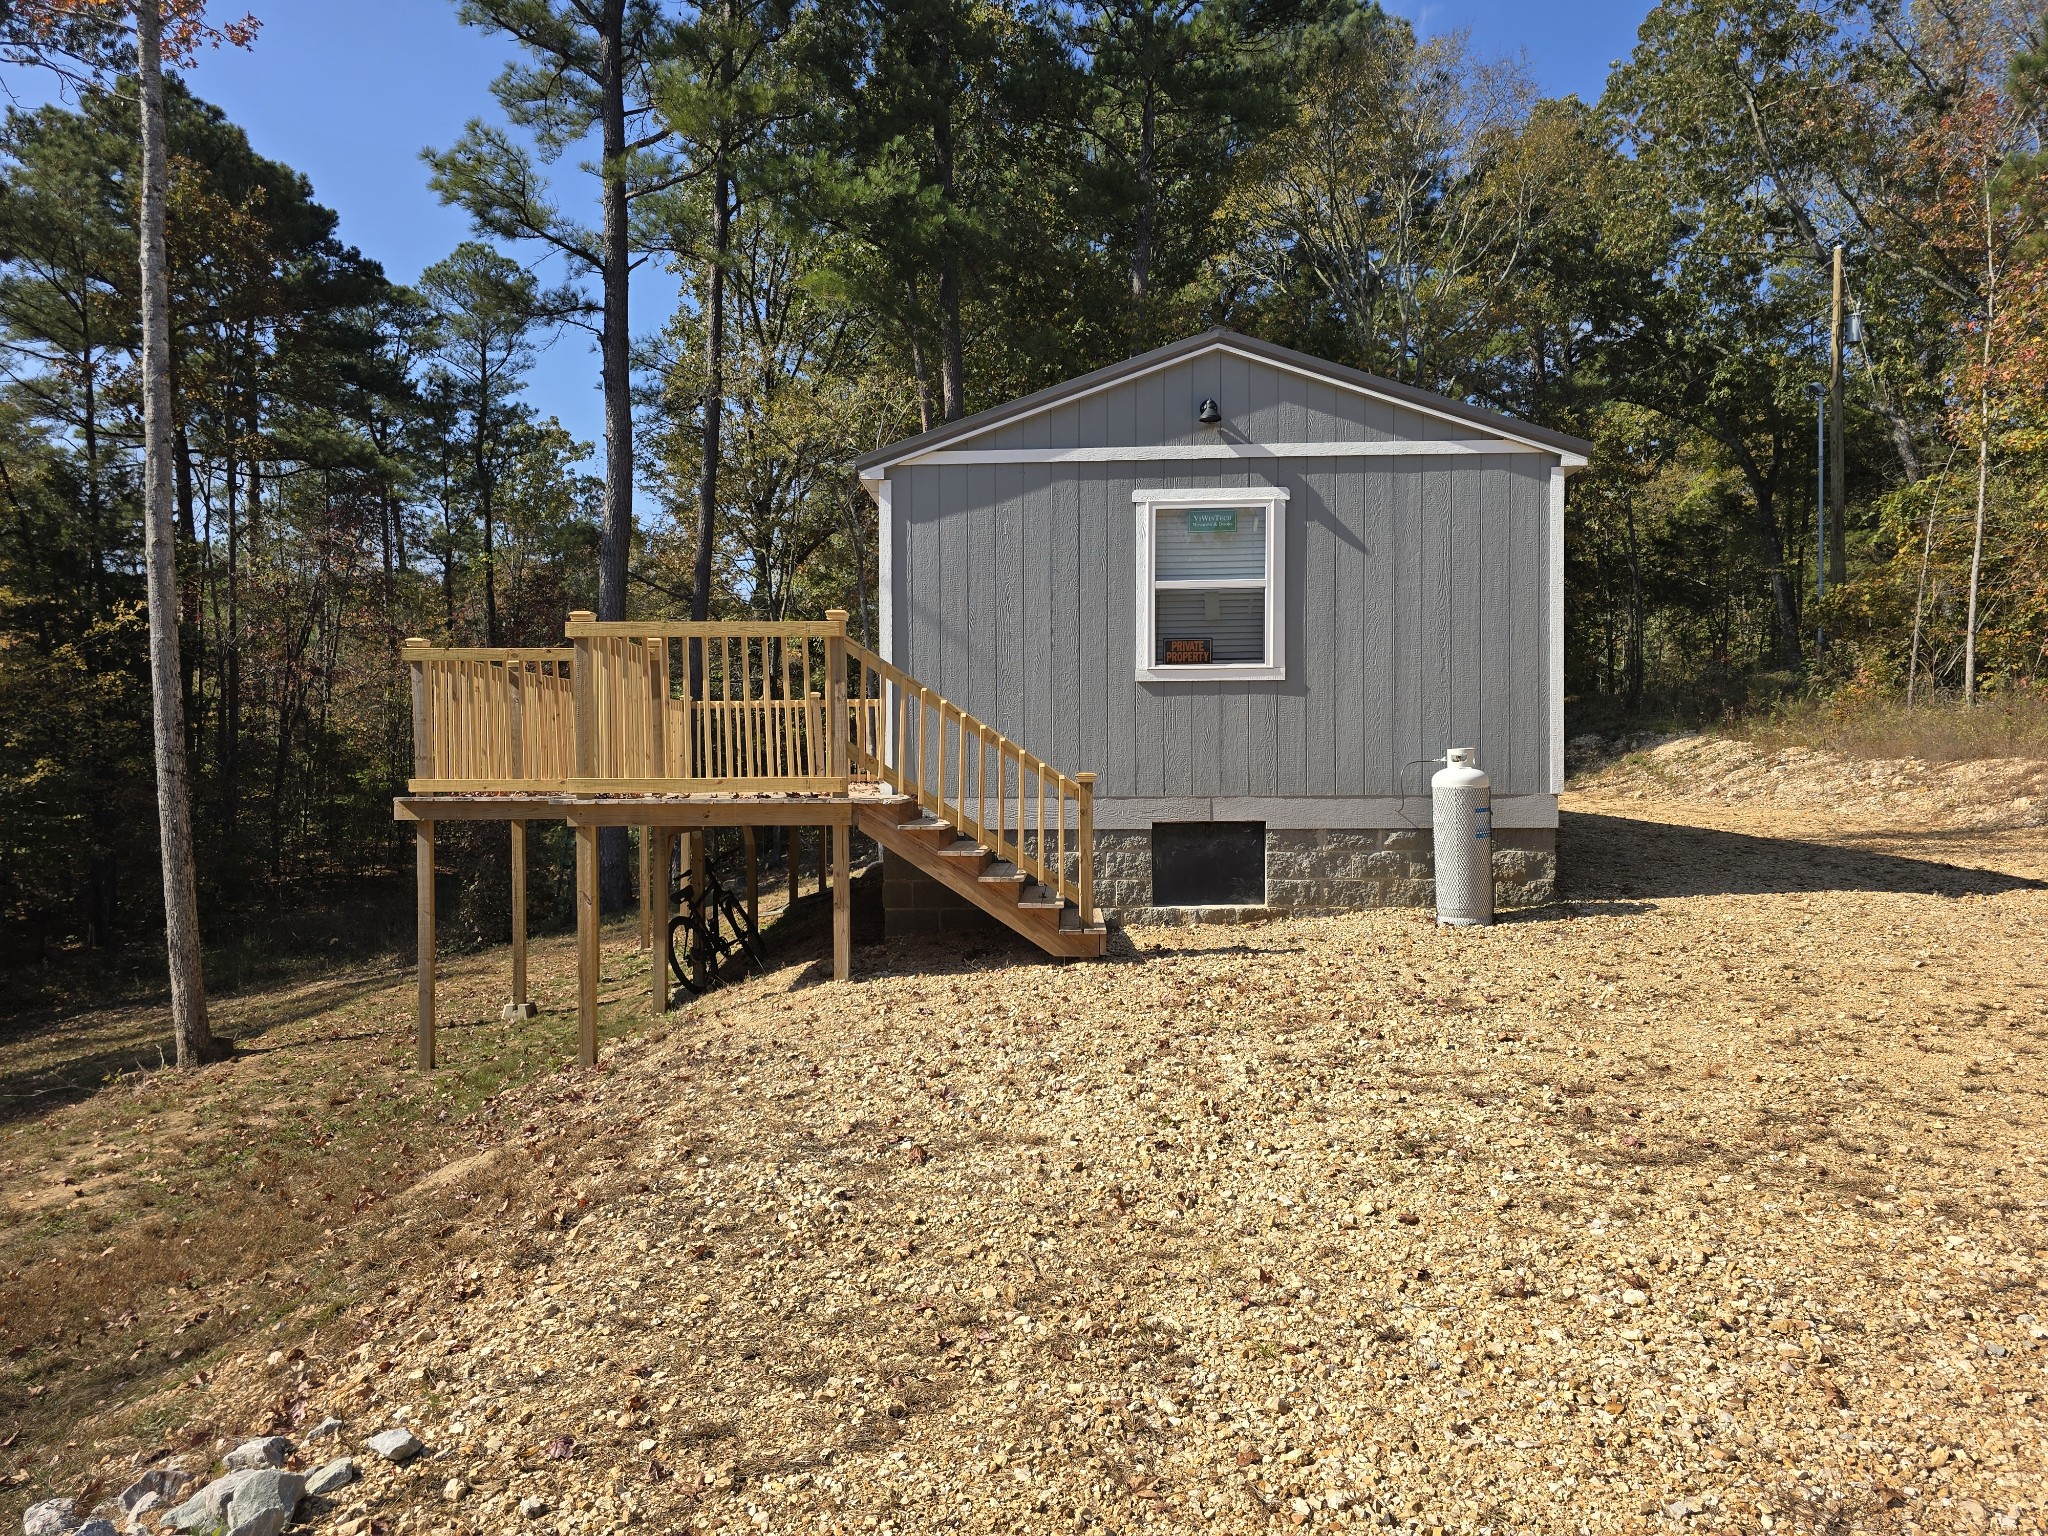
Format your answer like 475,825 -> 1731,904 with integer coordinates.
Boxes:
936,839 -> 988,858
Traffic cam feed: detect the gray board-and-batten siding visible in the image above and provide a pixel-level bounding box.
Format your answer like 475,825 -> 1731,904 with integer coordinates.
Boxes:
865,333 -> 1584,835
884,455 -> 1556,828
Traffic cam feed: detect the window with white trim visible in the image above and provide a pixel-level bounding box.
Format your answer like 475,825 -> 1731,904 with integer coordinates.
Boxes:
1133,486 -> 1288,681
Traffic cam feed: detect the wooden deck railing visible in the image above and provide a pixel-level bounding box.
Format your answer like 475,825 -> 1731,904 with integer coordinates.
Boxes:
564,614 -> 846,792
403,616 -> 1096,919
405,614 -> 850,796
843,641 -> 1095,916
404,645 -> 577,790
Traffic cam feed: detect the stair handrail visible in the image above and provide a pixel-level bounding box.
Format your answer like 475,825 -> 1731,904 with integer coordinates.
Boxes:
843,641 -> 1095,919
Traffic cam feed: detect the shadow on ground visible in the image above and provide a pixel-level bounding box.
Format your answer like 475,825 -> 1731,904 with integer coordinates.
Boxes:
1562,810 -> 2042,902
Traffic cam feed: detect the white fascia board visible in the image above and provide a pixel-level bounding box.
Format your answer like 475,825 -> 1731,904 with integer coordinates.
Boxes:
906,440 -> 1552,466
864,339 -> 1582,473
1549,465 -> 1566,794
877,477 -> 894,665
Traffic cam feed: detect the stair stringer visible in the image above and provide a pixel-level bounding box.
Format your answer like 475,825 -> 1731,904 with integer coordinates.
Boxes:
856,803 -> 1107,959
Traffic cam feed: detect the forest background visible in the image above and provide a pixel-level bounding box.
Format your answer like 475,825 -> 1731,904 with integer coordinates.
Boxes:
1,0 -> 2044,988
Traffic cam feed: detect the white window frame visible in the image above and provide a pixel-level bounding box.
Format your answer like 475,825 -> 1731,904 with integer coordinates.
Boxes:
1133,485 -> 1289,682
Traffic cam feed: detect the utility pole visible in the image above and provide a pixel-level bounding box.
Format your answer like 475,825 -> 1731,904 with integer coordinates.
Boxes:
1828,244 -> 1847,587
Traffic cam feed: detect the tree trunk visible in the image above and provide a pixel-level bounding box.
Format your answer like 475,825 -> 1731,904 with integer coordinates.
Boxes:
221,449 -> 239,834
1828,248 -> 1847,587
594,0 -> 634,911
173,420 -> 201,753
478,396 -> 499,647
1750,478 -> 1803,670
1907,489 -> 1937,707
1965,424 -> 1989,702
905,282 -> 933,433
1964,181 -> 1994,704
1622,492 -> 1646,714
692,166 -> 731,624
1130,86 -> 1155,312
595,0 -> 633,625
137,0 -> 216,1067
933,59 -> 965,422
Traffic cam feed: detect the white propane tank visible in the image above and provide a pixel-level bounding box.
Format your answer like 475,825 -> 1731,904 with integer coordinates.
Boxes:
1432,747 -> 1493,927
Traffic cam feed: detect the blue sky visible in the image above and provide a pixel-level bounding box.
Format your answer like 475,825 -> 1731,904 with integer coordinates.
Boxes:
3,0 -> 1652,473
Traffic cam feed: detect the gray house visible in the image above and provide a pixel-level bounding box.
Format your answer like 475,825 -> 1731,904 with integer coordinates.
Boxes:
854,329 -> 1590,929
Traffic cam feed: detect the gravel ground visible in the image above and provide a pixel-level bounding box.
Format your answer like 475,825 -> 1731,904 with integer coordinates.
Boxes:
79,775 -> 2048,1536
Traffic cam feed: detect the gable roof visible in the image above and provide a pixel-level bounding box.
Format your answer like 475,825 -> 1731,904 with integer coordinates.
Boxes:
854,328 -> 1594,483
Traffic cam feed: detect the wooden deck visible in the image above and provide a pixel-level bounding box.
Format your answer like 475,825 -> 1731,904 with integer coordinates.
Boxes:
399,612 -> 1105,1072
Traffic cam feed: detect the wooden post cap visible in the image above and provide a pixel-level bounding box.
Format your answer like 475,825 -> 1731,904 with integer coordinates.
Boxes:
567,610 -> 596,622
402,637 -> 429,648
1075,772 -> 1097,784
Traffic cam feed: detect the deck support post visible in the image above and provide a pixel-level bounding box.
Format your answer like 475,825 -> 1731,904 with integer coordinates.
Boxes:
832,821 -> 851,982
743,826 -> 758,932
649,827 -> 670,1016
416,819 -> 435,1070
638,829 -> 653,950
787,827 -> 799,906
689,829 -> 708,991
576,822 -> 598,1067
817,827 -> 829,896
505,820 -> 536,1020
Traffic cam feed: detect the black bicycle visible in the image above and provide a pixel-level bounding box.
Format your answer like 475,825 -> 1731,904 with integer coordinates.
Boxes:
665,862 -> 764,1000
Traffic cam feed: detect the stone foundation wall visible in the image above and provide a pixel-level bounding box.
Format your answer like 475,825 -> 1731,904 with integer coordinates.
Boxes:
881,826 -> 1556,935
882,850 -> 1001,939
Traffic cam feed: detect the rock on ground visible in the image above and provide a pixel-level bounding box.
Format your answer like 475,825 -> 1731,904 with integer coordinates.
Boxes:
163,1473 -> 245,1533
363,1428 -> 422,1464
20,1499 -> 76,1536
222,1436 -> 291,1472
303,1458 -> 357,1497
223,1468 -> 302,1532
118,1469 -> 184,1514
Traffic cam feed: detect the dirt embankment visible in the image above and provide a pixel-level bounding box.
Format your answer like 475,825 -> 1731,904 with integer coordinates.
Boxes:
1570,731 -> 2048,830
6,754 -> 2047,1536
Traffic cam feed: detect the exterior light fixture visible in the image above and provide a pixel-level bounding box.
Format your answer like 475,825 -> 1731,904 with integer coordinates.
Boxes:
1198,398 -> 1221,425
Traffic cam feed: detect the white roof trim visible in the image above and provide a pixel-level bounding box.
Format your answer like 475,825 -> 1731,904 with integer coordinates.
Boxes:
859,338 -> 1582,480
902,439 -> 1560,468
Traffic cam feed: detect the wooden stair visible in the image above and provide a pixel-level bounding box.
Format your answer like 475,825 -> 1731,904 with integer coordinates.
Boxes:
855,793 -> 1108,959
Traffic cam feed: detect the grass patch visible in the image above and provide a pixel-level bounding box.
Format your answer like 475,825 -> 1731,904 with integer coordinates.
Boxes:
0,912 -> 704,1491
1736,693 -> 2048,763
